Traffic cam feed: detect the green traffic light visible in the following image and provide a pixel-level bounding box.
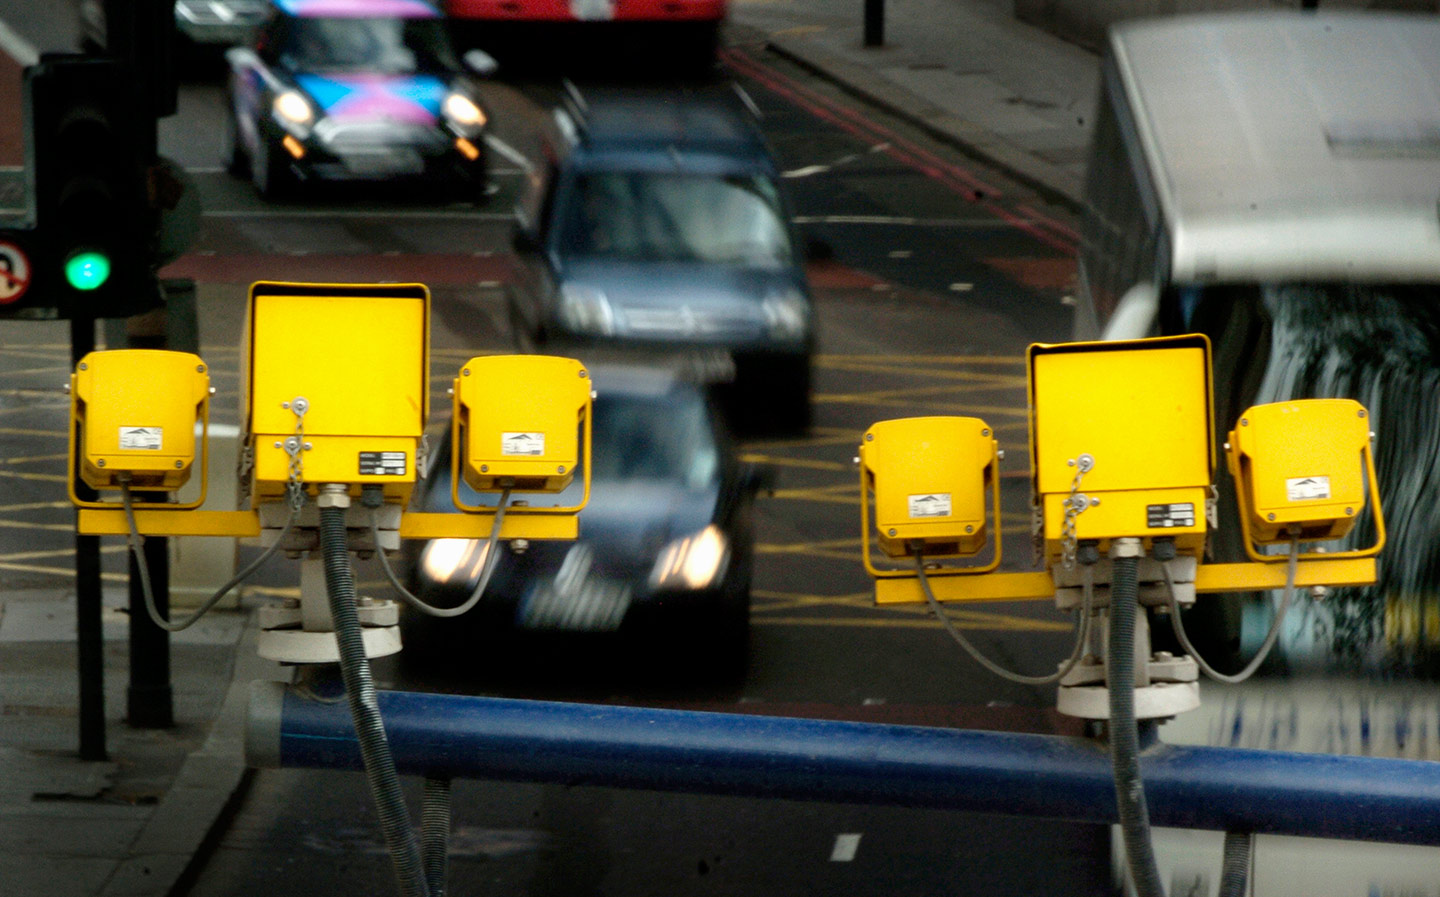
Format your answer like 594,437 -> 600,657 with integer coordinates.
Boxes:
65,251 -> 112,291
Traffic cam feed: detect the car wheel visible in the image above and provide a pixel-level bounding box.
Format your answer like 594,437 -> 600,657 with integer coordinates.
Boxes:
251,140 -> 297,201
705,590 -> 752,685
752,357 -> 812,436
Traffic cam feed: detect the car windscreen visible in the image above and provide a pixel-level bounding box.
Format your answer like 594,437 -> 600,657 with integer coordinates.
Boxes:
278,17 -> 458,73
444,387 -> 721,509
557,172 -> 794,267
589,391 -> 720,488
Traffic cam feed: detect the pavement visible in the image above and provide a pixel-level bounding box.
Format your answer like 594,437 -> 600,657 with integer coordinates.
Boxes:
0,2 -> 1100,895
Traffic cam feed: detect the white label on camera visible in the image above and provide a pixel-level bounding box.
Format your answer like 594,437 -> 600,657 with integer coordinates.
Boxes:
908,493 -> 952,518
502,432 -> 545,456
119,427 -> 162,450
1287,476 -> 1331,501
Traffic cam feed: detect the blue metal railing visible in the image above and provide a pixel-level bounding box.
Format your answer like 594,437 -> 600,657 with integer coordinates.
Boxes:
247,681 -> 1440,846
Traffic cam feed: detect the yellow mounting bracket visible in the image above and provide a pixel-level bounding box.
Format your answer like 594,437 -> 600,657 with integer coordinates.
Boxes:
68,349 -> 211,511
859,416 -> 1002,579
1226,398 -> 1385,563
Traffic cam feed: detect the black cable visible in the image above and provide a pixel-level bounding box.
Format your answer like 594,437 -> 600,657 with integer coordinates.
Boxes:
1218,830 -> 1252,897
320,502 -> 430,897
916,553 -> 1094,685
421,777 -> 452,897
1108,552 -> 1166,897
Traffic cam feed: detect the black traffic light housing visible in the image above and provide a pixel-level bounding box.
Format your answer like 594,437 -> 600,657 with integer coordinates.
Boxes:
20,55 -> 160,320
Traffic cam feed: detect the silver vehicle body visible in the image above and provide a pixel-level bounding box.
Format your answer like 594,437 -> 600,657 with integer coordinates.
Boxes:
1076,11 -> 1440,341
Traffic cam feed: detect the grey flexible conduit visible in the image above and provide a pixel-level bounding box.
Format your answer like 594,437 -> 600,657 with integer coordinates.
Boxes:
916,552 -> 1095,685
120,478 -> 303,632
1218,830 -> 1252,897
421,777 -> 452,897
319,503 -> 430,897
1108,553 -> 1166,897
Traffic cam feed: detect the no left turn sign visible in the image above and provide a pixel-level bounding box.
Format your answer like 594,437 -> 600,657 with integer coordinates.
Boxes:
0,240 -> 31,305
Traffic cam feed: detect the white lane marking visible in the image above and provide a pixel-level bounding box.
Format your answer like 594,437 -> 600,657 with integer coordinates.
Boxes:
783,164 -> 830,178
888,250 -> 912,259
830,833 -> 863,862
949,282 -> 974,292
862,697 -> 886,705
484,134 -> 533,172
0,17 -> 39,67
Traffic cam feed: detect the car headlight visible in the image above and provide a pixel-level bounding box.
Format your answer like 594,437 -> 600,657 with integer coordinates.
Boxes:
443,92 -> 487,131
272,90 -> 314,129
762,288 -> 809,339
650,525 -> 730,591
420,538 -> 492,587
559,284 -> 616,336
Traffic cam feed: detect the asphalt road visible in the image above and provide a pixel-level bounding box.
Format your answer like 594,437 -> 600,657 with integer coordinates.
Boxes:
0,8 -> 1113,895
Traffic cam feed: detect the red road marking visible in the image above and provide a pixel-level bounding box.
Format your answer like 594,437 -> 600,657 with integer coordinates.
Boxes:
159,252 -> 516,285
0,47 -> 21,167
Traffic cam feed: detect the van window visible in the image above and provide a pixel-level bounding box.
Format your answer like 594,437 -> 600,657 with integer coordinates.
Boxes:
1080,66 -> 1162,327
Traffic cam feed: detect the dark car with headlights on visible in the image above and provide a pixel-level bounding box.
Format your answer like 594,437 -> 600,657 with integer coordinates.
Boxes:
222,0 -> 495,200
508,86 -> 815,432
397,364 -> 767,667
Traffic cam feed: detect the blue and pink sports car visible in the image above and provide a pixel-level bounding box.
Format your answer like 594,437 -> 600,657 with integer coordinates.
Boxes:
223,0 -> 496,200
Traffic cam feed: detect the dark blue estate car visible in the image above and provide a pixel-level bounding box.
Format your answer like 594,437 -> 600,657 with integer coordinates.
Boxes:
396,364 -> 769,664
507,86 -> 816,432
222,0 -> 495,200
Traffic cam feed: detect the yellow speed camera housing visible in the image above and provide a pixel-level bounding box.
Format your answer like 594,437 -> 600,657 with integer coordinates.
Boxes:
860,416 -> 1001,577
451,354 -> 592,513
69,350 -> 210,508
1226,398 -> 1385,560
243,282 -> 429,506
1029,335 -> 1213,562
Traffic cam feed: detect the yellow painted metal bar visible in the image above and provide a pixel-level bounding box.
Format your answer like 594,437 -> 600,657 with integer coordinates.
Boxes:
876,557 -> 1377,605
78,509 -> 262,538
875,571 -> 1057,605
78,509 -> 579,542
1195,558 -> 1376,592
399,512 -> 578,541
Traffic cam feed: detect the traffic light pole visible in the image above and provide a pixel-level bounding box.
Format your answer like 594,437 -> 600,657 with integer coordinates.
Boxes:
70,315 -> 107,761
104,0 -> 177,730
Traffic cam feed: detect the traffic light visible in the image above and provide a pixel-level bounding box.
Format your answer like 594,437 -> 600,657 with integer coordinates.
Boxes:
23,55 -> 160,319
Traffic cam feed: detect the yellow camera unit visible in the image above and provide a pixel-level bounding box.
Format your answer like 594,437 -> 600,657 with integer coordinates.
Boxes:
860,416 -> 1001,576
1029,335 -> 1214,562
451,354 -> 592,513
69,349 -> 211,508
242,282 -> 430,506
1226,398 -> 1385,560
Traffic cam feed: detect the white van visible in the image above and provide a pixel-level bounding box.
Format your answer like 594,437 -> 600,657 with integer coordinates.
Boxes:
1077,11 -> 1440,675
1079,12 -> 1440,895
